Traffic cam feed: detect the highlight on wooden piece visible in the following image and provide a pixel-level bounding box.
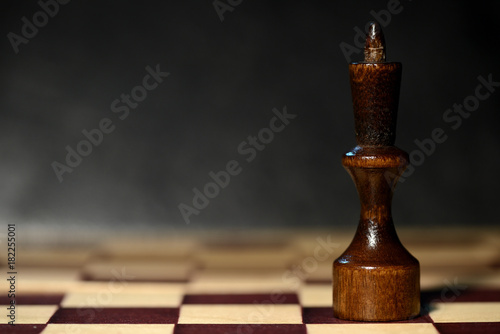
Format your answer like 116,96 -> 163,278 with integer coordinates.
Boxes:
332,22 -> 420,321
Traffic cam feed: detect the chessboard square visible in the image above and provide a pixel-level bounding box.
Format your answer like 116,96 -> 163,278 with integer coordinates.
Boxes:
82,261 -> 193,282
14,248 -> 91,267
41,324 -> 174,334
196,248 -> 298,270
422,288 -> 500,303
188,270 -> 301,294
291,232 -> 350,260
433,322 -> 500,334
0,269 -> 81,295
61,292 -> 183,307
48,308 -> 179,324
420,268 -> 500,290
0,324 -> 46,334
0,305 -> 58,324
0,294 -> 64,305
178,305 -> 302,324
414,246 -> 499,267
70,281 -> 186,294
299,284 -> 331,307
302,307 -> 334,324
97,237 -> 197,260
12,280 -> 79,295
182,293 -> 299,304
429,302 -> 500,322
5,268 -> 81,283
174,324 -> 307,334
306,323 -> 439,334
305,265 -> 333,283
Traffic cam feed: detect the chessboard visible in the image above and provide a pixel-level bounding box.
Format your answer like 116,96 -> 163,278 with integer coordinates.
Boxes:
1,227 -> 499,334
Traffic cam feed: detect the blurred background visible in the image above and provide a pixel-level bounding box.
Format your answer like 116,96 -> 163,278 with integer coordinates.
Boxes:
0,0 -> 499,238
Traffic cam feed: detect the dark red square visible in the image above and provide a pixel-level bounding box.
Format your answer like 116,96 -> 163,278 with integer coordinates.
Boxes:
174,324 -> 307,334
0,324 -> 46,334
433,322 -> 500,334
422,289 -> 500,304
0,294 -> 64,305
48,308 -> 179,324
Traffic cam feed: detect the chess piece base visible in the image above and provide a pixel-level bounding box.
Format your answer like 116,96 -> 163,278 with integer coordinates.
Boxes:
333,256 -> 420,321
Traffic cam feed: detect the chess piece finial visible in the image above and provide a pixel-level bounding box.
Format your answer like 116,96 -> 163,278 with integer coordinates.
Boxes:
364,22 -> 386,62
333,24 -> 420,322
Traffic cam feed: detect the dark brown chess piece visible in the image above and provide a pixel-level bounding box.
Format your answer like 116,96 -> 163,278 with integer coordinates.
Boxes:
332,22 -> 420,321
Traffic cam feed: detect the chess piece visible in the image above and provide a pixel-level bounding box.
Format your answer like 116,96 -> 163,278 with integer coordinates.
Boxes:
333,22 -> 420,321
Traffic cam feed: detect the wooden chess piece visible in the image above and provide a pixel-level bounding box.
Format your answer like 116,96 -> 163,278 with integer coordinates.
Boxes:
332,22 -> 420,321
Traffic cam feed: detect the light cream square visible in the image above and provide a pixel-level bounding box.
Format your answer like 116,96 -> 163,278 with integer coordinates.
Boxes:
41,324 -> 174,334
178,304 -> 302,324
82,260 -> 193,281
299,284 -> 331,307
196,248 -> 298,270
429,302 -> 500,323
0,305 -> 58,324
306,323 -> 439,334
187,269 -> 301,294
61,292 -> 183,308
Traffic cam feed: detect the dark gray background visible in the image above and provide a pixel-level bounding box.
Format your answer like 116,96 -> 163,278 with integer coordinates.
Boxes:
0,0 -> 498,234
